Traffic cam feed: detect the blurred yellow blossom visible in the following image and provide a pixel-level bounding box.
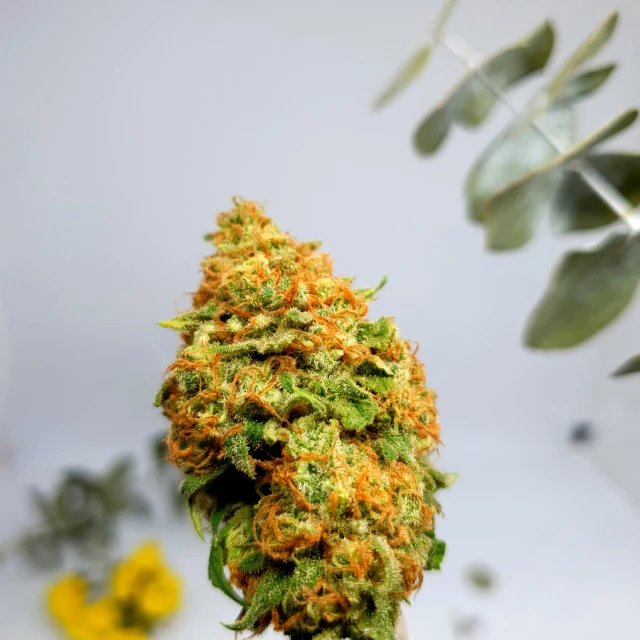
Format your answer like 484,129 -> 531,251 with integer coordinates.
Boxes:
111,541 -> 181,620
106,629 -> 148,640
46,541 -> 181,640
83,598 -> 120,632
47,574 -> 87,623
137,569 -> 181,619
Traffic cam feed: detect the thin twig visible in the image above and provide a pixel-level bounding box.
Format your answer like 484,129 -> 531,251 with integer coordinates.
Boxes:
439,31 -> 640,233
573,161 -> 640,231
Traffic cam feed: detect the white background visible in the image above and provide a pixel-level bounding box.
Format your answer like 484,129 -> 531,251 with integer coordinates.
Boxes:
1,1 -> 639,638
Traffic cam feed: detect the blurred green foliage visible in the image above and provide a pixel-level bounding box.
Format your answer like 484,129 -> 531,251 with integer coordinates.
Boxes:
17,458 -> 149,571
376,5 -> 640,374
465,566 -> 496,592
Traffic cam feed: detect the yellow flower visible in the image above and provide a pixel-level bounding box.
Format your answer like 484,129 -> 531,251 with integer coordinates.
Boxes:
111,542 -> 163,601
52,596 -> 120,640
47,574 -> 124,639
61,617 -> 101,640
105,629 -> 149,640
46,574 -> 88,623
137,569 -> 181,619
128,542 -> 163,570
111,561 -> 140,602
82,597 -> 119,632
46,542 -> 181,640
111,542 -> 182,621
60,623 -> 92,640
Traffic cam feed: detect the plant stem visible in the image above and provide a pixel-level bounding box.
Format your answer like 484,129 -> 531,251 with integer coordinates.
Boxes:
431,0 -> 461,40
573,161 -> 640,232
439,31 -> 640,234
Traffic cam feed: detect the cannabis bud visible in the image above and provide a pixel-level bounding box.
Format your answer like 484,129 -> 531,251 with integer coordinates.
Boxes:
156,199 -> 451,640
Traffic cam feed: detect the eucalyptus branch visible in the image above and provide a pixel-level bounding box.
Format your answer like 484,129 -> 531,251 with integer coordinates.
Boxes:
439,31 -> 640,233
572,160 -> 640,232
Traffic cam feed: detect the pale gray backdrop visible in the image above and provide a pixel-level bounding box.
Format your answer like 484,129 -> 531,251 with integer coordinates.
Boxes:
1,1 -> 639,638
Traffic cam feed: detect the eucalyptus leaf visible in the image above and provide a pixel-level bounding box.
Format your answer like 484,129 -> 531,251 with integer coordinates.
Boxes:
414,105 -> 451,154
556,64 -> 616,105
414,20 -> 554,154
611,354 -> 640,377
465,63 -> 616,227
373,0 -> 459,110
551,153 -> 640,233
466,13 -> 620,231
574,109 -> 639,151
431,0 -> 460,37
547,11 -> 618,102
525,232 -> 640,349
485,171 -> 563,250
373,46 -> 432,111
481,109 -> 638,250
466,106 -> 575,223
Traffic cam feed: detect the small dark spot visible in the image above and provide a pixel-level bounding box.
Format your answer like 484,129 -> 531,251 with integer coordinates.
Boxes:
569,422 -> 595,445
452,614 -> 483,638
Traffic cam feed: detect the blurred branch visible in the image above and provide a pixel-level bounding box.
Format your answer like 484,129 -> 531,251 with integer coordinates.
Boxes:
372,0 -> 460,109
0,457 -> 150,573
575,161 -> 640,231
439,30 -> 640,233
